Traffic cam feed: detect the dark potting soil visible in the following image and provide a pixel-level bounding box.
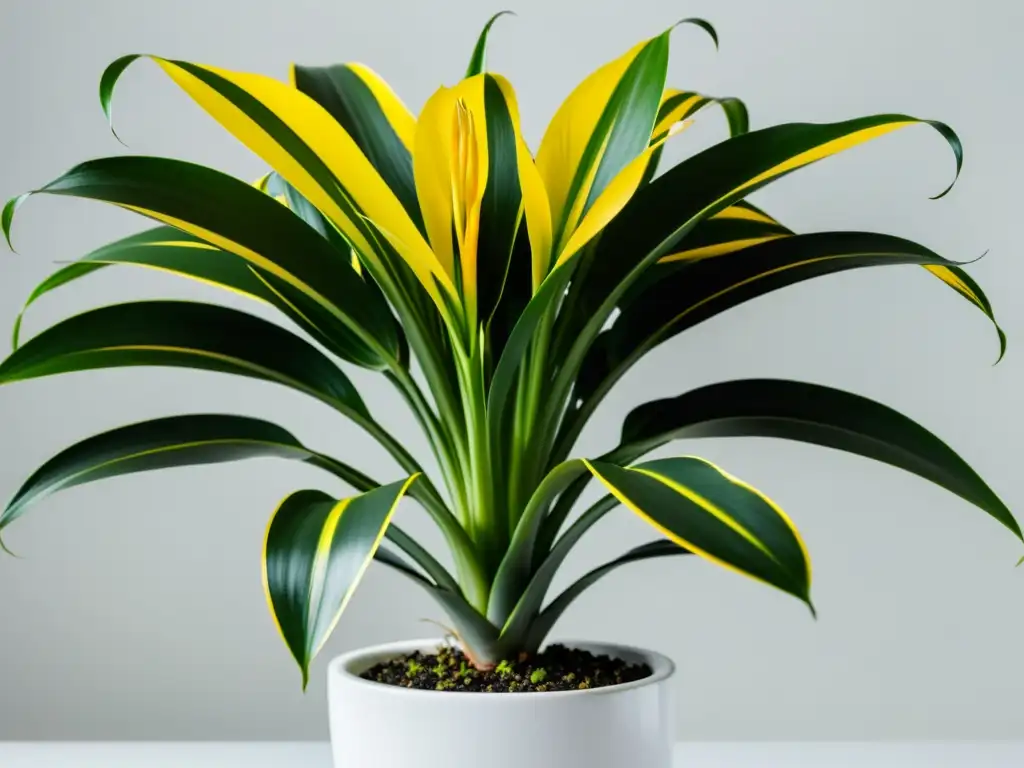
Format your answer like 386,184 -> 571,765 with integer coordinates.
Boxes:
360,643 -> 652,693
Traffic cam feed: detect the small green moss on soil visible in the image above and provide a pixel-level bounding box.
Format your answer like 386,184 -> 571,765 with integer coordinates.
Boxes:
360,643 -> 652,693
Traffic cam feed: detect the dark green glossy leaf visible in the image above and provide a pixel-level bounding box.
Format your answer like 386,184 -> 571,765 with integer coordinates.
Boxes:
575,232 -> 979,407
524,540 -> 689,650
487,266 -> 572,443
587,457 -> 812,608
290,63 -> 421,228
568,115 -> 963,346
263,478 -> 417,687
0,414 -> 353,534
5,155 -> 400,368
574,34 -> 669,230
465,11 -> 514,78
500,495 -> 619,647
0,300 -> 369,419
610,378 -> 1021,540
487,459 -> 588,625
477,74 -> 523,325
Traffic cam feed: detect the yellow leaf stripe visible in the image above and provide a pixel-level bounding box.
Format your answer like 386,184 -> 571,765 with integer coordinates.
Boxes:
117,205 -> 371,350
556,122 -> 688,269
312,474 -> 419,657
345,63 -> 417,151
736,123 -> 912,195
583,458 -> 811,589
150,58 -> 456,314
660,235 -> 787,263
536,39 -> 649,237
711,205 -> 780,225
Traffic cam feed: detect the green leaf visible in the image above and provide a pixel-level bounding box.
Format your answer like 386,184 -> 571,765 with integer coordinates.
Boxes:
559,115 -> 963,373
477,74 -> 524,325
586,457 -> 813,609
499,494 -> 619,648
653,90 -> 749,143
487,459 -> 588,625
552,202 -> 791,366
5,155 -> 400,368
576,34 -> 670,234
10,226 -> 278,345
0,414 -> 356,534
524,540 -> 690,651
263,477 -> 418,687
0,300 -> 369,420
573,231 -> 984,408
610,378 -> 1021,540
290,63 -> 421,228
486,266 -> 572,444
465,11 -> 514,78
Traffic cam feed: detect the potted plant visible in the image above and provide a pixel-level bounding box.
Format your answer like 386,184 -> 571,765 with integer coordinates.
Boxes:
2,11 -> 1019,768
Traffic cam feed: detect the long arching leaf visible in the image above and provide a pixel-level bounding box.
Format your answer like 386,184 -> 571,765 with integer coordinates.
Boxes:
585,457 -> 812,608
9,226 -> 371,366
100,54 -> 458,318
609,379 -> 1021,540
570,231 -> 986,416
4,156 -> 400,368
0,301 -> 369,420
263,477 -> 417,687
539,116 -> 964,492
0,414 -> 364,534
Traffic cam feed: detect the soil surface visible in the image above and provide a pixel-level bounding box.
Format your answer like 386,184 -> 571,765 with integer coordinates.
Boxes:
360,643 -> 652,693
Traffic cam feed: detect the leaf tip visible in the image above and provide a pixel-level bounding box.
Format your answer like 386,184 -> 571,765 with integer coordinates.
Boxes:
1016,554 -> 1024,568
2,193 -> 31,253
924,119 -> 962,200
806,598 -> 817,620
993,327 -> 1007,366
673,17 -> 719,50
0,529 -> 21,559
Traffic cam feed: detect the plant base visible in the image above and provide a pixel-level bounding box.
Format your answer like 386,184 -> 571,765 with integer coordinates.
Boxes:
329,638 -> 675,768
360,642 -> 652,693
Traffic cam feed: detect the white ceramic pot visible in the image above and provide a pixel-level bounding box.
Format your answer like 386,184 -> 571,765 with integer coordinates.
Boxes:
327,638 -> 675,768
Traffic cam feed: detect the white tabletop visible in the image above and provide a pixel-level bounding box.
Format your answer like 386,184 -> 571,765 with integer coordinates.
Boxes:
1,742 -> 1022,767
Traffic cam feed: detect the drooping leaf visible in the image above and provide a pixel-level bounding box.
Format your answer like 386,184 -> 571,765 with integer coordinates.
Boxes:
609,379 -> 1021,540
585,457 -> 813,608
573,232 -> 997,407
579,114 -> 962,313
524,540 -> 690,650
653,88 -> 749,141
5,155 -> 400,368
0,414 -> 361,534
0,301 -> 369,420
101,55 -> 458,318
263,478 -> 417,686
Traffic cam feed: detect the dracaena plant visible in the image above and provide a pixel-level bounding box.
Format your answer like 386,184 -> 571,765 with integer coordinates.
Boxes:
2,13 -> 1020,686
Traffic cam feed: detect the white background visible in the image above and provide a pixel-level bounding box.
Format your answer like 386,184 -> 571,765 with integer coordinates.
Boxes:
1,0 -> 1021,740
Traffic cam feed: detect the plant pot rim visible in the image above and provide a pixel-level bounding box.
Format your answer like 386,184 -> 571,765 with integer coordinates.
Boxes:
328,637 -> 675,699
